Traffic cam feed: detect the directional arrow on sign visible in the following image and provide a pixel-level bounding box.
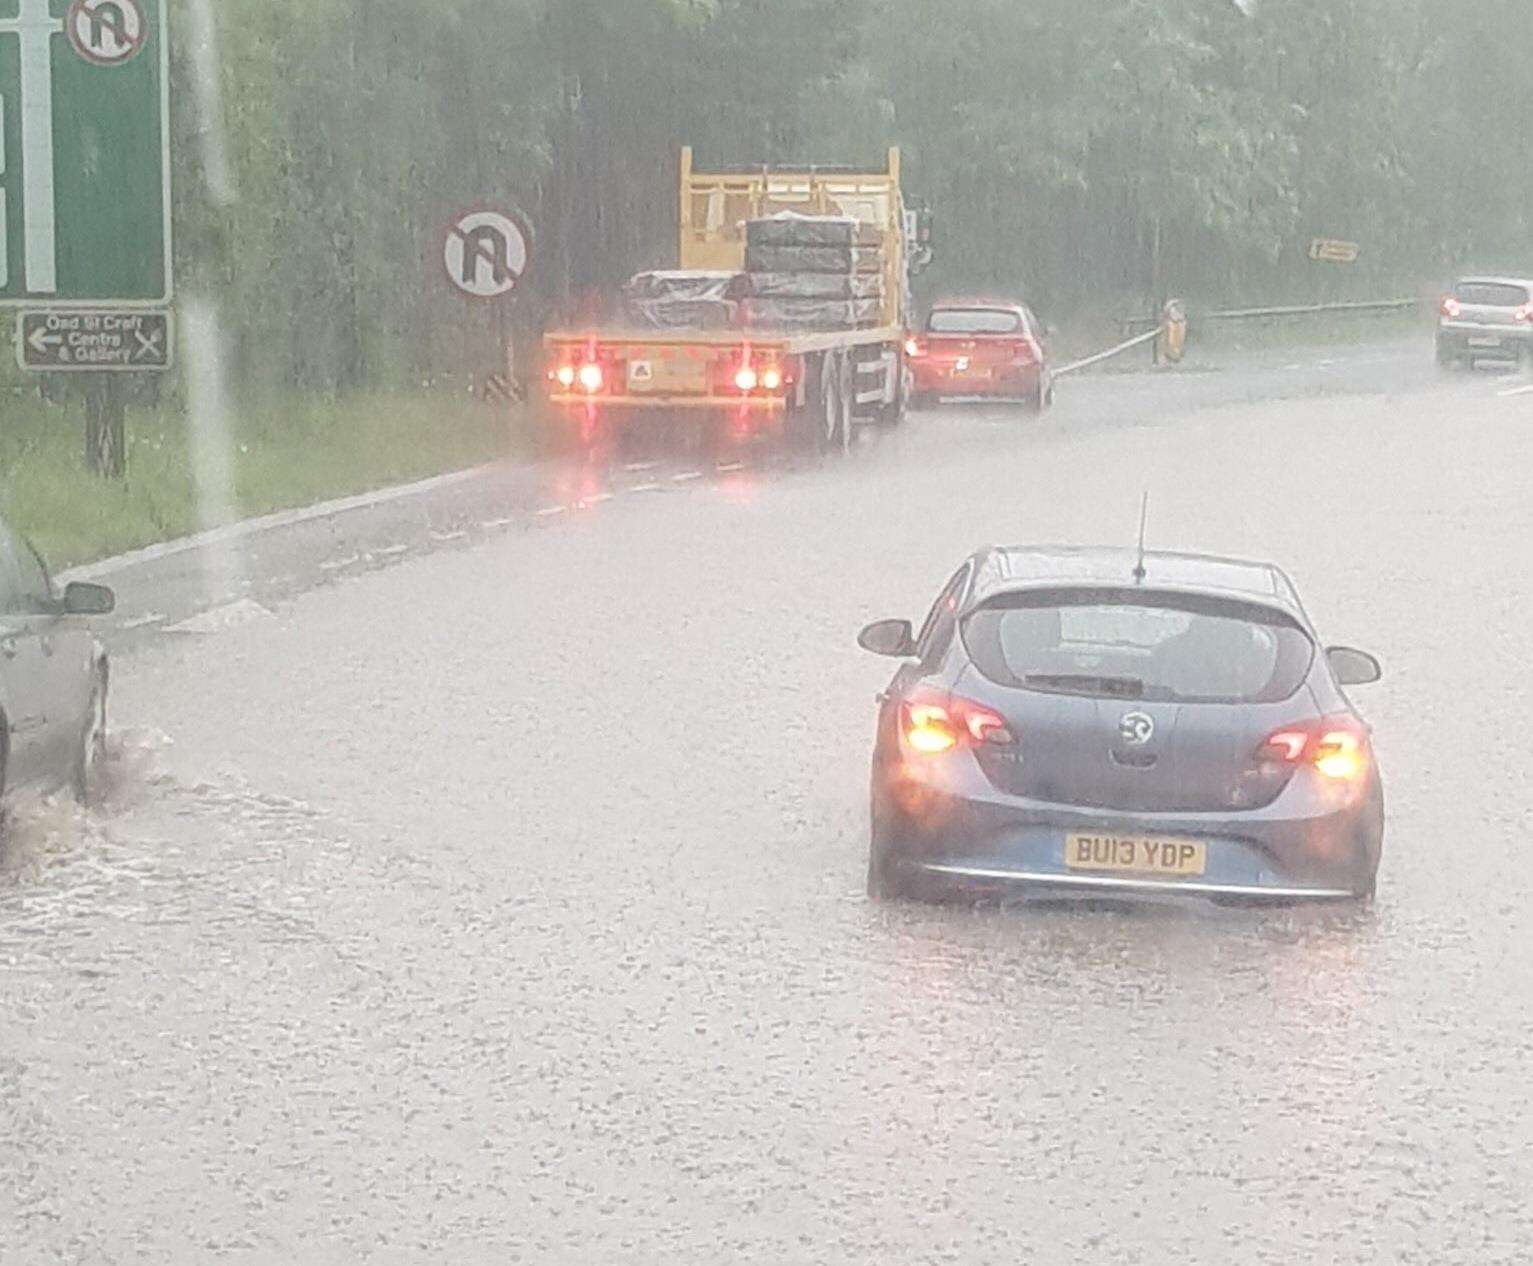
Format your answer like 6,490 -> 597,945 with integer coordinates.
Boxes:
27,326 -> 63,355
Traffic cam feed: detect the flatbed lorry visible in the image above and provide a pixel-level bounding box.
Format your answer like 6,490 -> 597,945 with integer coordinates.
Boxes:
543,148 -> 930,452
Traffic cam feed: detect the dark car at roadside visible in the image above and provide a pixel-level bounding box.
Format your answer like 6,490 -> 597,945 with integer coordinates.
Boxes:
0,518 -> 116,816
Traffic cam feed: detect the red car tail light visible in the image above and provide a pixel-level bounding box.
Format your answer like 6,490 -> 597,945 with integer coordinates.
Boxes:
1258,716 -> 1370,782
1440,296 -> 1462,319
1514,302 -> 1533,324
901,693 -> 1014,755
577,363 -> 605,393
904,337 -> 924,358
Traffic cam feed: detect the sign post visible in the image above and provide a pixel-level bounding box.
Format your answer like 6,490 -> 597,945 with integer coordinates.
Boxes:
1308,238 -> 1361,265
441,206 -> 531,409
2,0 -> 171,477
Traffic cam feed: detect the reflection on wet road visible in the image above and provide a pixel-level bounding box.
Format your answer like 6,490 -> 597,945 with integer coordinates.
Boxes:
4,347 -> 1533,1262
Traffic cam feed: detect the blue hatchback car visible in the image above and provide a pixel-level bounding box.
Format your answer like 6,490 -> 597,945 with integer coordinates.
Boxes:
859,546 -> 1385,904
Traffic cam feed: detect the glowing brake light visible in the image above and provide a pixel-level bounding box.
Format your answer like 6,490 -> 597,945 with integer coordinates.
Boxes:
1259,718 -> 1369,781
555,365 -> 577,388
577,363 -> 604,393
735,366 -> 759,392
761,367 -> 782,392
902,695 -> 1014,755
904,337 -> 923,358
1441,296 -> 1462,319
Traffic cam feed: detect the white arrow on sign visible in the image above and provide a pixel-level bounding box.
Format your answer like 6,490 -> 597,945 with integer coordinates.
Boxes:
27,324 -> 63,356
0,0 -> 63,294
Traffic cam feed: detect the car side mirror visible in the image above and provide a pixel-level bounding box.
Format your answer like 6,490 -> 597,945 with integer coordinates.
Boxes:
62,581 -> 115,616
859,618 -> 916,658
1327,646 -> 1381,686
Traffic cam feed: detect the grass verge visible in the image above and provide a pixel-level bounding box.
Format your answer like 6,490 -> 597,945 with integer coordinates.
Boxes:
0,390 -> 534,570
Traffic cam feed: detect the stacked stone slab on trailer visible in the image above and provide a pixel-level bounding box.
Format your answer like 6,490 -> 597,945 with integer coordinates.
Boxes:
738,215 -> 885,331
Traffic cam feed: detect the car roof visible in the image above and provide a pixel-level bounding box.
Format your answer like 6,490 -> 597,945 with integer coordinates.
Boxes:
966,545 -> 1307,620
929,299 -> 1028,314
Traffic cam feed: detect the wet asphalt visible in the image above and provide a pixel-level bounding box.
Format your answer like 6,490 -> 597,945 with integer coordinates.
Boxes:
4,338 -> 1533,1263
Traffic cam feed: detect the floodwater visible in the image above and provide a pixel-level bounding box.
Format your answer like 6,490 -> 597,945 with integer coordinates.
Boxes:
4,348 -> 1532,1263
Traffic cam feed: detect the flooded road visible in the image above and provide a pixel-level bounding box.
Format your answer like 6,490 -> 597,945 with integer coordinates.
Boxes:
5,349 -> 1533,1263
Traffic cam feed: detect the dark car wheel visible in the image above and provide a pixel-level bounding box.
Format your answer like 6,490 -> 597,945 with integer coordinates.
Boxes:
866,808 -> 908,901
72,672 -> 108,807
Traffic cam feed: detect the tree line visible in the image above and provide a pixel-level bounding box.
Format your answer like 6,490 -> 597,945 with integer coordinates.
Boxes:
176,0 -> 1533,394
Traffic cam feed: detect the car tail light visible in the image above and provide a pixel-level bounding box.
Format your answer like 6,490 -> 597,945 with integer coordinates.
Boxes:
904,337 -> 924,358
901,693 -> 1014,755
760,366 -> 783,392
1258,717 -> 1370,781
1514,302 -> 1533,324
735,365 -> 759,392
1440,296 -> 1462,319
554,364 -> 577,388
577,363 -> 604,393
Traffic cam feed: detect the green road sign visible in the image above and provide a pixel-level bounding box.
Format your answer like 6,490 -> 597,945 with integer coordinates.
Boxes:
0,0 -> 171,308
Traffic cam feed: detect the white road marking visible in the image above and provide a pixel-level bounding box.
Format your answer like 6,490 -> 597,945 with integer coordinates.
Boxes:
57,464 -> 498,585
164,600 -> 274,636
119,613 -> 167,631
1498,383 -> 1533,397
429,530 -> 467,543
534,506 -> 566,518
716,461 -> 745,473
672,470 -> 704,482
318,554 -> 362,572
481,517 -> 515,528
374,544 -> 409,557
623,461 -> 660,473
629,483 -> 662,494
583,492 -> 614,505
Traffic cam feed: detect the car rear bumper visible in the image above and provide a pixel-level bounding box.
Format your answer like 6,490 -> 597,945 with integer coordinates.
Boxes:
912,363 -> 1040,397
874,758 -> 1381,903
1437,322 -> 1533,357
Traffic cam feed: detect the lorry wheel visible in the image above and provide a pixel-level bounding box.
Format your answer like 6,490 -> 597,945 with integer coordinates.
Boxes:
819,353 -> 847,454
876,357 -> 909,428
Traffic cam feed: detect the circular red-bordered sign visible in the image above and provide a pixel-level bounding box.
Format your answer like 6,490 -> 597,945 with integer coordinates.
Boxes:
440,206 -> 533,300
67,0 -> 149,68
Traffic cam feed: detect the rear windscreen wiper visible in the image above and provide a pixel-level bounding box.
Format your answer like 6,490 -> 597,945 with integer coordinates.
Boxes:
1023,673 -> 1146,699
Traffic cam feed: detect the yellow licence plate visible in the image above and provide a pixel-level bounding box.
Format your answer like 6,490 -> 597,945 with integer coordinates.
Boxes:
1065,832 -> 1207,877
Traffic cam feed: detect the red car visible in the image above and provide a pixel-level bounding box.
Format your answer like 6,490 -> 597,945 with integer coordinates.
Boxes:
906,302 -> 1055,411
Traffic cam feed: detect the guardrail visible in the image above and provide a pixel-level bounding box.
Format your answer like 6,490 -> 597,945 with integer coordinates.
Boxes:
1120,296 -> 1421,336
1054,326 -> 1165,378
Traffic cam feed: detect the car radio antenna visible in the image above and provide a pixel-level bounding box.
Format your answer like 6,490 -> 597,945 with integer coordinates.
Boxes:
1132,493 -> 1149,585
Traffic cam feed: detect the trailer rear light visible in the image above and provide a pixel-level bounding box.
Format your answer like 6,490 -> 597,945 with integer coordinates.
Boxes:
734,366 -> 759,392
554,365 -> 577,388
902,694 -> 1014,755
761,367 -> 782,391
1440,296 -> 1462,319
578,363 -> 604,393
1259,717 -> 1369,781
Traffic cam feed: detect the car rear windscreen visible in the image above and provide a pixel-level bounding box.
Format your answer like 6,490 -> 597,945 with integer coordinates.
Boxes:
927,309 -> 1023,334
962,590 -> 1315,704
1454,282 -> 1530,307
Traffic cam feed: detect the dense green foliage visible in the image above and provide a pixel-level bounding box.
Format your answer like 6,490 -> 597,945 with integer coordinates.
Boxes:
168,0 -> 1533,389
